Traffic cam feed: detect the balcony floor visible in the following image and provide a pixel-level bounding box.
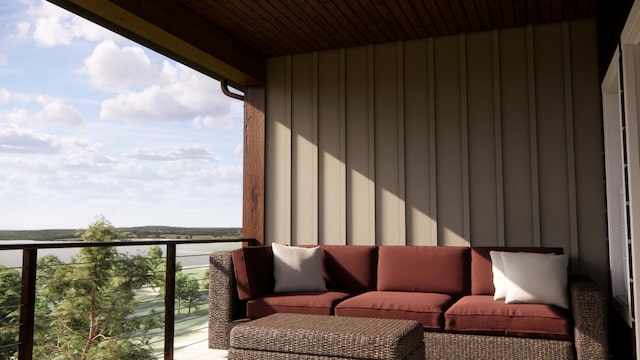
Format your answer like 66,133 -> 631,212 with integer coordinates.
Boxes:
177,347 -> 227,360
174,340 -> 227,360
172,322 -> 228,360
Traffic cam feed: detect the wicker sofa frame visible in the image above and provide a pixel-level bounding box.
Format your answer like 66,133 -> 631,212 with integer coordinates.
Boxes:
208,251 -> 608,360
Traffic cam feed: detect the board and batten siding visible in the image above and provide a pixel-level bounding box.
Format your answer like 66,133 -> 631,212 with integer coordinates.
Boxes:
264,19 -> 607,285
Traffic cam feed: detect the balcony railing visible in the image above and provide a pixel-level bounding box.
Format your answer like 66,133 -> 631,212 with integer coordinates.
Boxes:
0,238 -> 256,360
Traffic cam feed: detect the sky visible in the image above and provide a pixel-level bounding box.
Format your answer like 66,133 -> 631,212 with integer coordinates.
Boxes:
0,0 -> 244,230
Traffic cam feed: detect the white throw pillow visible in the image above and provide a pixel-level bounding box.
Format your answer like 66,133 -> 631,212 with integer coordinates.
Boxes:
500,251 -> 569,309
490,251 -> 507,300
272,243 -> 327,293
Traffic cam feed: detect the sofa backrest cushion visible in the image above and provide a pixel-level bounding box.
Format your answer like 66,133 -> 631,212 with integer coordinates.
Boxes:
377,246 -> 470,296
322,245 -> 378,292
471,247 -> 564,295
232,246 -> 274,301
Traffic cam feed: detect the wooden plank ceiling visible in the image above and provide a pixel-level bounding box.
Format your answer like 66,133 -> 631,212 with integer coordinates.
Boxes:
180,0 -> 599,57
48,0 -> 599,86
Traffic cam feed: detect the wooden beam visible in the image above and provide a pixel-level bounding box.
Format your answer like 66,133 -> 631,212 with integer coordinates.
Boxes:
46,0 -> 265,87
243,86 -> 266,245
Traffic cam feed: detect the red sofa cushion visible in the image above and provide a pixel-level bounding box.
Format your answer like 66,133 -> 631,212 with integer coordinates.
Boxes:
444,295 -> 570,340
377,246 -> 470,296
471,247 -> 564,295
335,291 -> 454,330
246,291 -> 352,319
232,246 -> 274,301
322,245 -> 378,292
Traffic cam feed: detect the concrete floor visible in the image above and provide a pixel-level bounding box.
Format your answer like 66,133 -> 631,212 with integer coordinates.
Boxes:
171,318 -> 227,360
174,340 -> 227,360
178,347 -> 227,360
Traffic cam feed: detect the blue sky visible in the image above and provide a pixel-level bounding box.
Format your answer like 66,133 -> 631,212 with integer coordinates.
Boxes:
0,0 -> 243,230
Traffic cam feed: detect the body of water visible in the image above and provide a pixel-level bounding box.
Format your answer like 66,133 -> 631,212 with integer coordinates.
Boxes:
0,240 -> 241,269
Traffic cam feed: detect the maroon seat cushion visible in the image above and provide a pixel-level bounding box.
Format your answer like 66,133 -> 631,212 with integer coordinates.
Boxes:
246,291 -> 352,319
471,247 -> 564,295
231,246 -> 274,301
321,245 -> 378,292
445,295 -> 571,340
334,291 -> 454,330
377,246 -> 470,296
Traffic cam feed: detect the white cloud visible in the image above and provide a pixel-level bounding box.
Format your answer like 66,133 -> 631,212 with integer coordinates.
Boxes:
14,22 -> 31,41
0,123 -> 102,157
36,101 -> 85,127
0,89 -> 9,105
160,159 -> 203,175
0,123 -> 58,154
99,61 -> 233,126
168,146 -> 219,160
54,149 -> 114,170
59,137 -> 102,152
82,40 -> 158,89
127,145 -> 219,161
33,14 -> 72,46
194,115 -> 233,129
8,100 -> 85,128
214,165 -> 243,180
27,0 -> 117,47
234,144 -> 243,154
113,161 -> 161,181
101,85 -> 187,121
0,156 -> 52,173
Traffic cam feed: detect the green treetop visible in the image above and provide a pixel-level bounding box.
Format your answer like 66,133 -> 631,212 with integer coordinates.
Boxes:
34,216 -> 158,360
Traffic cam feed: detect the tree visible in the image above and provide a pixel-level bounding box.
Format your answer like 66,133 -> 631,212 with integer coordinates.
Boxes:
34,216 -> 158,360
200,268 -> 210,292
175,272 -> 200,315
32,254 -> 62,356
0,265 -> 21,359
147,245 -> 165,292
146,245 -> 182,296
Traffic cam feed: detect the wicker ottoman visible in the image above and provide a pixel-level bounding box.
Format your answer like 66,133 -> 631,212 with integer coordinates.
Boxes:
228,313 -> 424,360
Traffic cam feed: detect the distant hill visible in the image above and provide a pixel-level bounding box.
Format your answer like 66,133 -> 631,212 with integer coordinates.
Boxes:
0,226 -> 242,241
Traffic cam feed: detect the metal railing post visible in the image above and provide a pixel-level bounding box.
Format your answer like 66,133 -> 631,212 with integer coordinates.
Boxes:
18,249 -> 37,360
0,238 -> 249,358
164,243 -> 176,360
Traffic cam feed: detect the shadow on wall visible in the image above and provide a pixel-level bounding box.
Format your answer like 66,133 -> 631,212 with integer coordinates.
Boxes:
264,20 -> 608,288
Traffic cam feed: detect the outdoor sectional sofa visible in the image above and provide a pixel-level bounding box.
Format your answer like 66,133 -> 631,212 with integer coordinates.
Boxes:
208,245 -> 607,359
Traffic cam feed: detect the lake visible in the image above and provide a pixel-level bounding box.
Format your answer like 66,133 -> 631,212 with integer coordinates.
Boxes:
0,240 -> 242,269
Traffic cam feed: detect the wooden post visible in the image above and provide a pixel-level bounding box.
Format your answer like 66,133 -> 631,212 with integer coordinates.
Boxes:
243,85 -> 266,245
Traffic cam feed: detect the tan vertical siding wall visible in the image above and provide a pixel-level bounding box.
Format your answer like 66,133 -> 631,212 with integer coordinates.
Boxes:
265,56 -> 291,245
265,19 -> 608,285
344,46 -> 375,245
318,49 -> 346,246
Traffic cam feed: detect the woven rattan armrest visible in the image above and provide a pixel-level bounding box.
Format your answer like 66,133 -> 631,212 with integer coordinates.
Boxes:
570,274 -> 608,360
208,251 -> 238,349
